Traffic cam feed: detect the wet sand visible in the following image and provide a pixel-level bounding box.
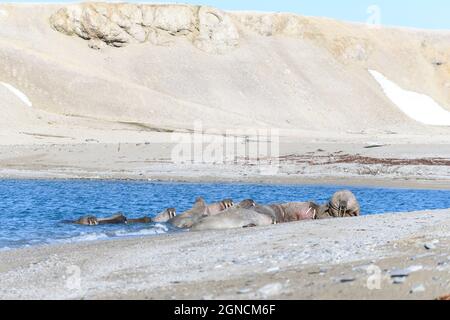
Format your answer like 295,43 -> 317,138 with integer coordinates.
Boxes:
1,209 -> 449,300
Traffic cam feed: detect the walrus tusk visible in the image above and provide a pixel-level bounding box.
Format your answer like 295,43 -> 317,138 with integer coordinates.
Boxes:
306,207 -> 312,218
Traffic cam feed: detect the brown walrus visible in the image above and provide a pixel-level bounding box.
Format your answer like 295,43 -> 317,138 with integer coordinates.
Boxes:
316,190 -> 361,219
70,213 -> 127,225
269,202 -> 321,222
97,213 -> 128,224
168,197 -> 234,228
127,216 -> 152,224
149,208 -> 177,223
190,200 -> 275,231
72,215 -> 99,226
241,199 -> 320,223
69,208 -> 176,226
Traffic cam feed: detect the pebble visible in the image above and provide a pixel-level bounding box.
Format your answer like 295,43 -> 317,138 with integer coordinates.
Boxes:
424,243 -> 436,250
410,284 -> 426,294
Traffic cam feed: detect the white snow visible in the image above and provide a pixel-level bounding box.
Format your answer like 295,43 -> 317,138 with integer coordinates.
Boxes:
0,82 -> 33,107
369,70 -> 450,126
0,10 -> 7,18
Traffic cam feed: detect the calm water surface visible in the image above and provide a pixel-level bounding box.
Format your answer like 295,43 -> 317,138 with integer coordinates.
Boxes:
0,180 -> 449,249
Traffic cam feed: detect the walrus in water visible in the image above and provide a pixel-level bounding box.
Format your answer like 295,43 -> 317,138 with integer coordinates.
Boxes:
69,208 -> 176,226
316,190 -> 361,219
190,200 -> 275,231
70,213 -> 128,225
168,198 -> 233,228
148,208 -> 177,223
72,215 -> 99,226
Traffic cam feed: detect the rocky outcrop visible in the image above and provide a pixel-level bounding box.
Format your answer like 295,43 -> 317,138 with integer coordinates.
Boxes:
49,3 -> 239,54
48,3 -> 374,61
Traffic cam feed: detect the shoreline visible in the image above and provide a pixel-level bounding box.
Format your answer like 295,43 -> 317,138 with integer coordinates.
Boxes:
1,209 -> 449,299
1,170 -> 450,190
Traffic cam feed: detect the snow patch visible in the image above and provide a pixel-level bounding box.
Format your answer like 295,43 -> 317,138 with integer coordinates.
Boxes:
369,70 -> 450,126
0,10 -> 7,18
0,82 -> 33,107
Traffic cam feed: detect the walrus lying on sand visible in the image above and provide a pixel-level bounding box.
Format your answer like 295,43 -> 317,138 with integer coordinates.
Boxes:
237,199 -> 320,223
168,197 -> 234,228
189,191 -> 359,231
190,200 -> 276,231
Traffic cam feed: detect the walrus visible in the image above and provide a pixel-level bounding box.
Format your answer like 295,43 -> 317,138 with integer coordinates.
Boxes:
269,202 -> 321,223
190,200 -> 275,231
316,190 -> 361,219
99,213 -> 127,224
69,213 -> 127,225
238,199 -> 279,221
241,199 -> 320,223
206,199 -> 234,215
71,215 -> 99,226
148,208 -> 177,223
126,216 -> 152,224
168,197 -> 209,228
168,197 -> 233,228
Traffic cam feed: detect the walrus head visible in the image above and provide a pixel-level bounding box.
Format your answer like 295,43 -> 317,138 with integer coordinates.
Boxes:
238,199 -> 256,209
166,208 -> 177,219
152,208 -> 177,223
220,199 -> 234,209
75,215 -> 99,226
328,190 -> 361,217
86,216 -> 98,225
309,202 -> 321,219
194,197 -> 206,208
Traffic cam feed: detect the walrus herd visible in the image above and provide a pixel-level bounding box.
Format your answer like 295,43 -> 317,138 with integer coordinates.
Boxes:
68,190 -> 360,231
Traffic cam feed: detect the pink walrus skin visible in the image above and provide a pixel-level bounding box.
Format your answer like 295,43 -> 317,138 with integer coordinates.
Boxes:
269,202 -> 321,223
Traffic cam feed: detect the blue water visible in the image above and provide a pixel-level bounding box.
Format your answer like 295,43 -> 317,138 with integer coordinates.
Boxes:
0,180 -> 449,249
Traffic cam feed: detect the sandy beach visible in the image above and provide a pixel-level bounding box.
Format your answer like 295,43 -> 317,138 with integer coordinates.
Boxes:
1,209 -> 449,300
0,140 -> 450,190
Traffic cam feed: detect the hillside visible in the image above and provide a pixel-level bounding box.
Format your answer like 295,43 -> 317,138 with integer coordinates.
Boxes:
0,2 -> 449,144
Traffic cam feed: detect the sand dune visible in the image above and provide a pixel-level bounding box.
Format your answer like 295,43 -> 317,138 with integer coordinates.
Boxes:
0,2 -> 449,146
